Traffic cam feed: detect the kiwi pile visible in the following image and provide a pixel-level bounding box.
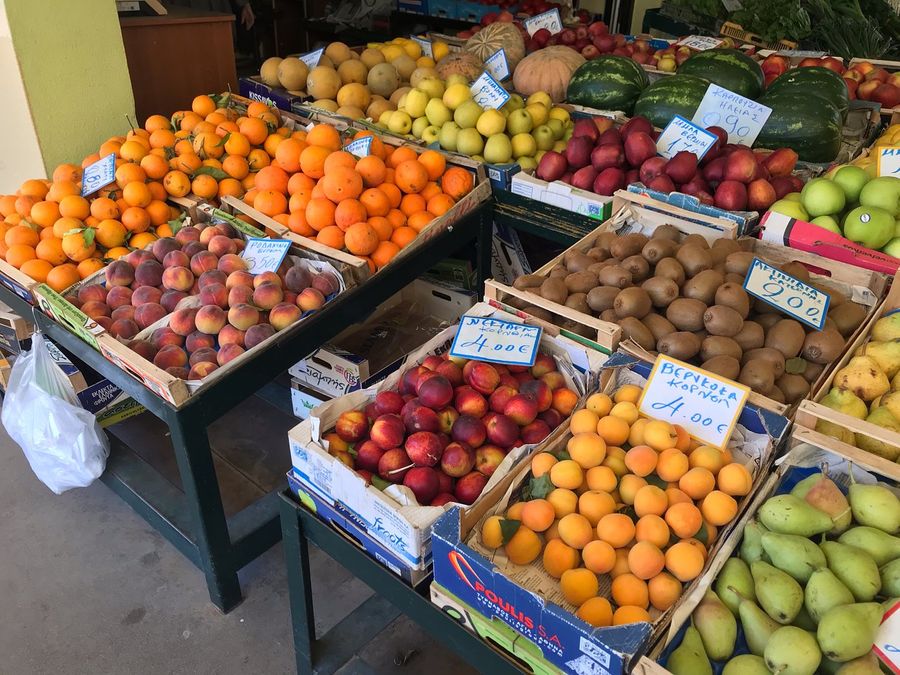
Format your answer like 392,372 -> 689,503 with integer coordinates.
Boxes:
511,228 -> 869,404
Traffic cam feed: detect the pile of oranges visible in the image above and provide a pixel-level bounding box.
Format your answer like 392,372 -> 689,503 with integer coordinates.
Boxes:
479,384 -> 754,629
0,93 -> 475,292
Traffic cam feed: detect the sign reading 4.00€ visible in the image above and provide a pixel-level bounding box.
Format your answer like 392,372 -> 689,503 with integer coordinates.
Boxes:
450,316 -> 542,366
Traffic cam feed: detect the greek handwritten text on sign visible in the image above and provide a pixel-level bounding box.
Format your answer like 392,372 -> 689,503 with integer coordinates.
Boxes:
299,48 -> 324,68
877,146 -> 900,177
743,258 -> 830,330
81,154 -> 117,197
692,83 -> 772,147
484,49 -> 511,81
677,35 -> 724,51
656,115 -> 718,160
449,316 -> 542,366
524,8 -> 563,36
471,71 -> 510,109
410,36 -> 433,58
240,238 -> 292,274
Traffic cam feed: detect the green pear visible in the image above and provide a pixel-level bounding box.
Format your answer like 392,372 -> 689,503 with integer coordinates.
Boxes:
759,494 -> 834,537
793,604 -> 819,631
856,407 -> 900,461
817,602 -> 884,663
805,567 -> 855,623
761,531 -> 827,583
873,314 -> 900,342
834,652 -> 883,674
792,473 -> 852,534
880,557 -> 900,596
821,541 -> 882,601
752,560 -> 804,624
764,626 -> 821,675
849,481 -> 900,533
716,558 -> 755,614
693,590 -> 737,661
833,356 -> 891,401
839,526 -> 900,565
722,654 -> 769,675
667,625 -> 712,675
740,520 -> 769,565
818,419 -> 859,445
819,389 -> 870,419
861,340 -> 900,378
736,591 -> 781,656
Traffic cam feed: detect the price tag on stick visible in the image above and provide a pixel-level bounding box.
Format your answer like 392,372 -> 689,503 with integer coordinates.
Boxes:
449,316 -> 542,366
523,8 -> 563,36
470,71 -> 510,109
638,355 -> 750,450
299,48 -> 324,68
345,136 -> 372,158
484,49 -> 511,81
692,83 -> 772,147
240,238 -> 292,274
743,258 -> 830,330
656,115 -> 718,160
81,154 -> 116,197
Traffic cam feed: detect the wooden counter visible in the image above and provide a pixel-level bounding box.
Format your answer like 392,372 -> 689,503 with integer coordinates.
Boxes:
120,7 -> 238,122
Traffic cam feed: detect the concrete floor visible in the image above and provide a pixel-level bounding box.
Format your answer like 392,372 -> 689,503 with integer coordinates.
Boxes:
0,423 -> 475,675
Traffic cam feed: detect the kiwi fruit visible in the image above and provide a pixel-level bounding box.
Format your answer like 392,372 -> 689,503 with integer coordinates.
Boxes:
666,298 -> 707,332
600,308 -> 618,323
652,224 -> 681,241
676,245 -> 713,277
700,336 -> 743,362
642,277 -> 680,308
829,302 -> 867,337
681,233 -> 710,249
780,261 -> 810,283
549,265 -> 568,278
642,313 -> 677,343
539,277 -> 568,305
588,261 -> 613,276
641,238 -> 677,264
682,270 -> 725,305
800,361 -> 825,383
522,305 -> 553,322
819,285 -> 847,307
565,253 -> 596,273
565,271 -> 599,294
586,286 -> 620,313
609,233 -> 649,260
657,331 -> 702,360
710,239 -> 742,264
513,274 -> 544,291
776,373 -> 810,404
693,329 -> 708,343
742,347 -> 786,378
714,283 -> 750,318
593,232 -> 617,252
618,316 -> 656,351
702,355 -> 741,380
755,314 -> 782,331
733,321 -> 765,351
563,248 -> 586,266
596,265 -> 633,289
614,287 -> 652,319
724,273 -> 745,285
565,293 -> 590,314
561,320 -> 593,339
801,328 -> 845,365
765,319 -> 806,359
586,246 -> 611,262
724,251 -> 754,276
505,295 -> 529,311
654,258 -> 686,286
739,360 -> 775,394
767,386 -> 786,403
702,305 -> 744,337
621,255 -> 651,282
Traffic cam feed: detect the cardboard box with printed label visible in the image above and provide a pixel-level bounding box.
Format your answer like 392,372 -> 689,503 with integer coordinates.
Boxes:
239,76 -> 309,113
0,304 -> 33,355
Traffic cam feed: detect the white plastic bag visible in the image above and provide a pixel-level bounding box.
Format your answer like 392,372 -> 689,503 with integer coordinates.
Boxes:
2,332 -> 109,494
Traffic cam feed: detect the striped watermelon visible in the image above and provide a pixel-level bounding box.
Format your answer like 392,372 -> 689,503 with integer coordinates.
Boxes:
633,74 -> 711,129
677,48 -> 764,99
755,92 -> 842,163
565,56 -> 650,115
765,67 -> 849,120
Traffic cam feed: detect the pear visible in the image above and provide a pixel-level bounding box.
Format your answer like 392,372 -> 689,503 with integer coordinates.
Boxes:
880,557 -> 900,596
892,369 -> 900,391
856,407 -> 900,461
761,531 -> 826,583
872,313 -> 900,342
740,520 -> 769,565
722,654 -> 770,675
880,391 -> 900,423
752,560 -> 803,624
716,558 -> 755,614
734,589 -> 781,656
667,625 -> 712,675
819,389 -> 870,419
860,340 -> 900,378
839,526 -> 900,565
805,567 -> 855,623
849,481 -> 900,533
818,420 -> 859,445
817,602 -> 884,663
793,604 -> 818,631
764,626 -> 821,675
693,590 -> 737,661
834,652 -> 883,674
833,356 -> 891,401
793,472 -> 853,534
821,541 -> 882,601
759,494 -> 834,537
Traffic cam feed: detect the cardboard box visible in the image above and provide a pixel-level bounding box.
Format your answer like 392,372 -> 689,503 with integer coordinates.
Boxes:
491,222 -> 532,287
0,306 -> 33,355
238,76 -> 309,113
510,173 -> 615,223
0,257 -> 39,305
431,353 -> 788,675
290,378 -> 327,420
287,302 -> 608,583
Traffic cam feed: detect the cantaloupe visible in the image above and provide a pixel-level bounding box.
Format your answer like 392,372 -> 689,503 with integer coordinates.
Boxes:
435,52 -> 482,82
367,63 -> 400,97
278,58 -> 308,91
465,23 -> 525,73
337,59 -> 368,85
337,83 -> 371,110
324,42 -> 352,65
307,66 -> 342,100
360,48 -> 385,69
260,57 -> 282,87
391,54 -> 417,81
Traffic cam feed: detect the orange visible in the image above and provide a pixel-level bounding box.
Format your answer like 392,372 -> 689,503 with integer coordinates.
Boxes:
239,117 -> 269,146
400,193 -> 426,217
14,195 -> 36,217
427,193 -> 455,216
386,208 -> 406,228
288,172 -> 316,196
289,190 -> 313,214
306,198 -> 337,232
5,244 -> 36,268
323,151 -> 356,174
29,201 -> 61,229
122,182 -> 152,208
114,163 -> 147,189
145,201 -> 170,228
254,189 -> 288,216
316,225 -> 345,250
58,195 -> 91,220
248,148 -> 270,171
371,240 -> 399,269
19,258 -> 52,282
140,154 -> 169,180
216,120 -> 240,138
46,181 -> 80,202
77,258 -> 105,278
61,230 -> 96,261
45,263 -> 80,292
334,199 -> 367,231
39,226 -> 56,241
321,167 -> 363,202
306,124 -> 341,152
344,222 -> 379,255
407,211 -> 434,232
356,155 -> 386,187
255,165 -> 290,194
119,140 -> 148,162
350,131 -> 384,158
53,164 -> 81,183
128,231 -> 158,249
300,145 -> 331,180
388,146 -> 417,169
19,179 -> 49,199
95,219 -> 128,248
395,160 -> 429,194
99,139 -> 123,158
442,166 -> 475,200
147,181 -> 166,201
368,216 -> 392,241
247,101 -> 270,118
224,131 -> 251,157
35,237 -> 67,265
6,224 -> 40,247
420,182 -> 442,201
274,138 -> 306,173
0,195 -> 17,217
379,183 -> 402,208
81,153 -> 101,169
52,217 -> 84,239
217,178 -> 244,199
144,114 -> 171,132
191,174 -> 219,199
390,226 -> 417,248
418,149 -> 446,180
287,210 -> 314,236
360,188 -> 391,217
264,132 -> 286,157
149,128 -> 176,149
192,94 -> 217,117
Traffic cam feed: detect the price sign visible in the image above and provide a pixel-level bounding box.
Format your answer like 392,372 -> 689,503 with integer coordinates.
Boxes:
677,35 -> 724,51
410,35 -> 433,58
470,71 -> 510,109
877,146 -> 900,177
779,49 -> 828,58
721,0 -> 743,11
299,48 -> 324,69
692,83 -> 772,146
638,355 -> 750,449
345,136 -> 372,158
81,154 -> 116,197
240,238 -> 292,274
656,115 -> 718,160
874,601 -> 900,673
449,316 -> 542,366
484,49 -> 511,81
743,258 -> 830,330
524,8 -> 563,36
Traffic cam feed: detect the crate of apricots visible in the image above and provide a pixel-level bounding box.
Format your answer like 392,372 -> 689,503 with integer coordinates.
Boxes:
430,355 -> 788,673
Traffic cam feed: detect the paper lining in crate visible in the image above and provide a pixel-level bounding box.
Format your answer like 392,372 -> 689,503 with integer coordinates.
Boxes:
287,301 -> 608,579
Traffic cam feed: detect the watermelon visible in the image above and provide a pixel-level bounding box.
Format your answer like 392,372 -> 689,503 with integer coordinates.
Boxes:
677,48 -> 764,100
633,75 -> 711,129
755,92 -> 842,163
765,66 -> 849,120
566,55 -> 650,115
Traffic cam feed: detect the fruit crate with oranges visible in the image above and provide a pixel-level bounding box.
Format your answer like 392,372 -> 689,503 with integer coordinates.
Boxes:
286,301 -> 607,585
430,352 -> 789,674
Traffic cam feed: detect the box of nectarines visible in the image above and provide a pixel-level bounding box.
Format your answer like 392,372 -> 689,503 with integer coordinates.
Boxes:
286,301 -> 607,584
430,352 -> 788,674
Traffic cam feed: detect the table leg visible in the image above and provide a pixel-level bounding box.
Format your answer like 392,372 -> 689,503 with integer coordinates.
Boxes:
280,496 -> 317,673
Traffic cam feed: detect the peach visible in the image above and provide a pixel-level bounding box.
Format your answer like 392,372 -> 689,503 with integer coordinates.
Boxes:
454,386 -> 488,418
134,302 -> 167,329
227,303 -> 259,330
283,291 -> 298,305
521,419 -> 551,444
175,226 -> 201,245
77,284 -> 108,304
441,441 -> 475,477
134,260 -> 164,287
378,447 -> 413,483
151,326 -> 183,348
371,413 -> 406,450
188,361 -> 219,379
198,270 -> 227,289
454,471 -> 488,504
436,472 -> 453,495
284,265 -> 312,292
199,226 -> 218,245
400,366 -> 429,395
253,271 -> 282,288
216,343 -> 245,366
297,288 -> 325,312
110,318 -> 140,339
131,286 -> 162,307
152,238 -> 181,263
182,241 -> 205,259
762,147 -> 798,178
189,347 -> 218,366
190,251 -> 218,277
435,360 -> 463,387
208,234 -> 237,257
405,431 -> 444,466
162,266 -> 195,292
253,282 -> 284,310
195,305 -> 227,334
486,413 -> 518,448
153,344 -> 188,369
311,272 -> 339,296
540,371 -> 566,391
163,250 -> 191,270
421,355 -> 443,371
112,309 -> 138,330
531,353 -> 556,378
217,253 -> 247,274
466,361 -> 500,395
105,285 -> 133,309
105,260 -> 135,287
402,402 -> 441,434
475,444 -> 505,476
81,301 -> 111,320
436,406 -> 459,434
270,302 -> 302,331
451,415 -> 486,448
169,307 -> 198,336
164,366 -> 190,379
417,374 -> 453,409
489,385 -> 518,414
186,331 -> 216,353
374,391 -> 404,416
333,410 -> 367,444
228,285 -> 254,307
520,380 -> 553,412
218,324 -> 245,347
355,440 -> 385,472
129,339 -> 158,361
126,249 -> 155,267
551,388 -> 579,416
403,466 -> 440,505
160,290 -> 187,313
199,282 -> 228,309
504,394 -> 539,426
244,322 -> 275,348
94,316 -> 112,330
539,408 -> 563,429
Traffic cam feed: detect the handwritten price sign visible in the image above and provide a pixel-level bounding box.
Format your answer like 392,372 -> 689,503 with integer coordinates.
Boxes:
743,258 -> 830,330
639,355 -> 750,449
656,115 -> 718,160
874,601 -> 900,673
410,35 -> 433,58
240,238 -> 292,274
877,146 -> 900,177
677,35 -> 724,51
523,8 -> 563,36
484,49 -> 511,81
299,48 -> 324,68
81,154 -> 116,197
692,83 -> 772,147
449,316 -> 542,366
345,136 -> 372,158
470,71 -> 510,109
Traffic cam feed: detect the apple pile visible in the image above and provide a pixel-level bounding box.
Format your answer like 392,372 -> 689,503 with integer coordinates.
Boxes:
759,54 -> 844,86
535,115 -> 802,212
326,352 -> 579,507
457,2 -> 589,40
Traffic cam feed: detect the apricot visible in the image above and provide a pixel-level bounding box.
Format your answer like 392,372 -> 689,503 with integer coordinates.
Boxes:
569,409 -> 600,435
549,459 -> 583,490
585,466 -> 617,493
504,525 -> 542,565
643,420 -> 677,451
648,572 -> 682,611
618,474 -> 647,505
506,501 -> 525,521
560,568 -> 598,607
627,418 -> 650,447
531,452 -> 557,478
576,596 -> 613,628
635,515 -> 670,549
678,467 -> 716,500
542,538 -> 580,579
628,541 -> 666,580
665,487 -> 692,507
624,445 -> 657,477
664,502 -> 703,539
601,446 -> 628,477
558,513 -> 594,549
717,462 -> 752,496
700,490 -> 738,526
656,448 -> 689,482
664,541 -> 705,582
546,488 -> 578,519
585,392 -> 613,417
596,513 -> 635,548
634,485 -> 668,518
611,573 -> 648,609
611,547 -> 631,578
582,539 -> 616,574
567,432 -> 606,469
609,401 -> 638,424
689,445 -> 726,475
578,490 -> 616,526
613,606 -> 651,625
521,499 -> 555,532
614,384 -> 642,404
596,415 -> 630,446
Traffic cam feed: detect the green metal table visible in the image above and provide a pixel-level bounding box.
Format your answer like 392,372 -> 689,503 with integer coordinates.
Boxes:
0,204 -> 493,613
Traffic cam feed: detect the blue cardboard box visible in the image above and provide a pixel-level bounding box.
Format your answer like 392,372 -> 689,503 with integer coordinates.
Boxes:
239,77 -> 309,113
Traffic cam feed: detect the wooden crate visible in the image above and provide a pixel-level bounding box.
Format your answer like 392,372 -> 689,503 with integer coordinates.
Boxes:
719,20 -> 798,51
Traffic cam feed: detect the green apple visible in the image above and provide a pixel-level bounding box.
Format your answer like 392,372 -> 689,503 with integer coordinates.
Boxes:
425,99 -> 451,127
378,110 -> 394,126
388,111 -> 412,135
503,93 -> 525,111
811,215 -> 842,234
843,205 -> 895,249
801,177 -> 846,217
526,92 -> 552,108
533,124 -> 555,151
518,156 -> 537,171
832,165 -> 869,203
507,109 -> 534,135
453,100 -> 483,129
476,109 -> 506,137
456,128 -> 485,156
438,121 -> 460,151
484,133 -> 513,164
859,176 -> 900,216
511,132 -> 537,159
783,192 -> 802,202
525,103 -> 548,127
547,118 -> 565,140
768,199 -> 809,221
421,125 -> 440,144
417,78 -> 445,100
883,237 -> 900,257
403,88 -> 429,118
412,116 -> 431,138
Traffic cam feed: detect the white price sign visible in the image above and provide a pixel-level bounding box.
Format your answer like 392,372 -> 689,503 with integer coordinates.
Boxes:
677,35 -> 724,50
523,8 -> 563,36
743,258 -> 830,330
639,355 -> 750,450
470,71 -> 510,109
81,154 -> 116,197
449,316 -> 542,366
484,49 -> 511,81
345,136 -> 372,158
410,35 -> 433,58
299,48 -> 324,68
877,146 -> 900,177
692,83 -> 772,147
874,601 -> 900,673
656,115 -> 718,160
240,238 -> 292,274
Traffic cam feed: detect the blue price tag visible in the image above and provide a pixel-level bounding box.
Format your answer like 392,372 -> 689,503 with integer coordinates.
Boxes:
410,35 -> 433,58
524,8 -> 563,36
240,238 -> 292,274
449,316 -> 542,366
81,154 -> 116,197
656,115 -> 718,160
470,71 -> 510,110
345,136 -> 373,158
742,258 -> 830,330
484,49 -> 511,81
299,49 -> 324,69
692,83 -> 772,147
